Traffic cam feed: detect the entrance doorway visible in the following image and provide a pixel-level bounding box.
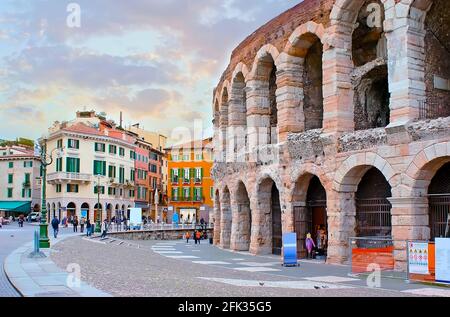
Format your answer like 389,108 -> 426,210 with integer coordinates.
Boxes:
428,162 -> 450,239
271,184 -> 282,255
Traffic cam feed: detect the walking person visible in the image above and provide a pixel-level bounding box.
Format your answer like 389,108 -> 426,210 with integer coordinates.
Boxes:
73,216 -> 79,233
18,214 -> 25,228
80,217 -> 85,233
305,233 -> 316,259
185,231 -> 191,243
100,219 -> 108,239
51,216 -> 60,239
195,230 -> 202,245
0,216 -> 3,229
86,219 -> 92,237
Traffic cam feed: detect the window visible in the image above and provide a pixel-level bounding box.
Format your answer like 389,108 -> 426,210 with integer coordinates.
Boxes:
108,165 -> 116,178
171,154 -> 178,162
66,158 -> 80,173
210,187 -> 214,199
56,158 -> 63,172
195,168 -> 203,183
93,185 -> 105,194
57,139 -> 63,149
7,188 -> 13,198
119,147 -> 125,157
8,162 -> 13,168
183,154 -> 190,162
56,184 -> 62,193
130,169 -> 135,182
171,169 -> 179,183
152,178 -> 157,189
24,173 -> 30,185
21,188 -> 31,198
109,145 -> 117,154
195,153 -> 203,161
95,143 -> 106,152
151,153 -> 158,161
23,161 -> 33,168
150,164 -> 157,173
68,139 -> 79,149
172,187 -> 179,201
183,168 -> 190,183
129,190 -> 135,198
67,184 -> 79,193
119,167 -> 125,184
130,151 -> 136,160
183,187 -> 191,201
108,187 -> 116,196
93,160 -> 106,176
8,174 -> 13,184
194,187 -> 203,201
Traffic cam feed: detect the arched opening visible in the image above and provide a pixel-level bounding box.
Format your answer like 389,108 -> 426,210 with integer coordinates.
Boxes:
231,72 -> 247,159
423,0 -> 450,119
115,204 -> 120,220
302,34 -> 324,131
221,88 -> 229,162
94,203 -> 103,222
57,202 -> 61,220
293,175 -> 327,259
214,190 -> 221,245
428,162 -> 450,240
269,63 -> 278,144
121,204 -> 126,219
355,167 -> 392,238
234,182 -> 251,251
258,178 -> 282,255
51,203 -> 56,219
220,187 -> 232,249
67,202 -> 76,220
106,203 -> 113,221
81,203 -> 89,220
352,0 -> 390,130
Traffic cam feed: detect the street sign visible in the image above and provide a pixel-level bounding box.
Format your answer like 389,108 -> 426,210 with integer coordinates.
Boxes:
435,238 -> 450,284
282,233 -> 298,267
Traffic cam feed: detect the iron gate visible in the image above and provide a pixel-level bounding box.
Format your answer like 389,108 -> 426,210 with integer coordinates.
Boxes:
294,206 -> 311,258
355,198 -> 392,238
429,194 -> 450,239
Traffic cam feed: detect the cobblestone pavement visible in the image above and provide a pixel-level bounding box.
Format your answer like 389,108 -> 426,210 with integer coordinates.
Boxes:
50,237 -> 431,297
0,222 -> 75,297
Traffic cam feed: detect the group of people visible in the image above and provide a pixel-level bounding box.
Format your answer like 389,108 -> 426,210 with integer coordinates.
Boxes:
50,216 -> 109,239
305,225 -> 328,259
184,229 -> 210,244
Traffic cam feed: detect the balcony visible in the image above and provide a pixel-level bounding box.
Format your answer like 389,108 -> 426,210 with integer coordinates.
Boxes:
47,172 -> 92,184
169,196 -> 204,203
22,181 -> 31,188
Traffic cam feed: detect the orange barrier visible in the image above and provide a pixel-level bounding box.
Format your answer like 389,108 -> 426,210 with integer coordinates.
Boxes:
352,246 -> 395,273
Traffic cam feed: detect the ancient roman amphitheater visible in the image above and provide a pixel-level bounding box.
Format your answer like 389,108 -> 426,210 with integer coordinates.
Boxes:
211,0 -> 450,270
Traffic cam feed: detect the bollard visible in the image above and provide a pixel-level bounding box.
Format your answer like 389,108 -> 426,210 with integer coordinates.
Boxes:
29,229 -> 46,258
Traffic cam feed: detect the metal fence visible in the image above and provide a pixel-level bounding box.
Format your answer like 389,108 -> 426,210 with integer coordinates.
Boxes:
355,198 -> 392,238
419,99 -> 450,120
106,222 -> 213,233
429,195 -> 450,239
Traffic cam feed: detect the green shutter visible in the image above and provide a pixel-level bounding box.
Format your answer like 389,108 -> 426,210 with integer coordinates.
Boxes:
201,168 -> 204,178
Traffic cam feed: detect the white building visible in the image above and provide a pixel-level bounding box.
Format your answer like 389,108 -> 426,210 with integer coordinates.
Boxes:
42,111 -> 136,222
0,145 -> 42,217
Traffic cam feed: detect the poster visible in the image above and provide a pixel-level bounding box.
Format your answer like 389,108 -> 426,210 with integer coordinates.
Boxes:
435,238 -> 450,284
408,242 -> 429,275
282,233 -> 297,266
81,209 -> 88,218
129,208 -> 142,227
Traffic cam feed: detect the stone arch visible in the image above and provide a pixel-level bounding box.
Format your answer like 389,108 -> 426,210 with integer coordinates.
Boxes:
232,62 -> 250,82
220,186 -> 232,249
285,21 -> 325,57
230,181 -> 252,251
406,141 -> 450,196
249,44 -> 281,78
67,202 -> 76,219
333,152 -> 396,192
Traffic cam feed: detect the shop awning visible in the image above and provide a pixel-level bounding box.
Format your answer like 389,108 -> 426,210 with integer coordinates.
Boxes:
0,201 -> 32,214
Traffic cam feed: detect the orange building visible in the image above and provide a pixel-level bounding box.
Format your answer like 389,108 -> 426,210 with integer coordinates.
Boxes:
165,138 -> 213,224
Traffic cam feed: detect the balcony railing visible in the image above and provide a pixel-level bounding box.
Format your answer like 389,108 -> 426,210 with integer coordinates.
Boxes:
22,181 -> 31,187
419,99 -> 450,120
47,172 -> 91,183
169,196 -> 204,203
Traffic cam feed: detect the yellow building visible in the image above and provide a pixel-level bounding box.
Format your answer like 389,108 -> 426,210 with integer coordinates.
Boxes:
165,138 -> 213,223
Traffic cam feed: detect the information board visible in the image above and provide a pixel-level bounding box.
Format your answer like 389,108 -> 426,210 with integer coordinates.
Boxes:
282,233 -> 298,266
435,238 -> 450,284
129,208 -> 142,227
408,242 -> 429,275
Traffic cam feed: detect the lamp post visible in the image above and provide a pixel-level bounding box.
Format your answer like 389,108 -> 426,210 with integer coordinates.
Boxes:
38,140 -> 63,248
94,174 -> 103,233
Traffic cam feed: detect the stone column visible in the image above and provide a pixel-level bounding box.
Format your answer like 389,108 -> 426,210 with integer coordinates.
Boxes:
228,81 -> 248,163
322,22 -> 354,133
219,196 -> 232,249
219,102 -> 229,163
389,197 -> 430,271
385,15 -> 427,124
246,78 -> 270,163
249,192 -> 272,255
326,190 -> 356,265
275,53 -> 305,142
213,197 -> 221,245
230,196 -> 252,251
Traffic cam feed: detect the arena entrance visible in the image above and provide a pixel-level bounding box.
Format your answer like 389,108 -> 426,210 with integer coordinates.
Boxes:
294,176 -> 327,259
271,183 -> 282,255
428,162 -> 450,239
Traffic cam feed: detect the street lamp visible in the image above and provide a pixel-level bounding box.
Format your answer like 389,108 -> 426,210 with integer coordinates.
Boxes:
94,174 -> 105,234
38,139 -> 64,248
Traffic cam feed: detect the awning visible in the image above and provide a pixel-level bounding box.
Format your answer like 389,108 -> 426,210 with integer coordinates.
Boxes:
0,201 -> 32,214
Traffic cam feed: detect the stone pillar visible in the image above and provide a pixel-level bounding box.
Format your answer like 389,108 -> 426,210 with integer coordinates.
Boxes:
230,197 -> 252,251
322,22 -> 354,133
249,192 -> 272,255
326,190 -> 356,265
219,102 -> 229,163
213,197 -> 221,245
219,195 -> 232,249
276,53 -> 305,142
228,81 -> 248,163
385,15 -> 426,124
389,197 -> 430,271
246,78 -> 270,162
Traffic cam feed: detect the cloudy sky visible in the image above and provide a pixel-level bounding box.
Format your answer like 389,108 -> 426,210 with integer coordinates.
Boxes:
0,0 -> 299,143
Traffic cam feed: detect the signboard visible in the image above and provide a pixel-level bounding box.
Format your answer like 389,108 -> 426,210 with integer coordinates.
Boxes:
81,209 -> 88,219
282,233 -> 298,267
408,242 -> 429,275
129,208 -> 142,227
435,238 -> 450,284
172,213 -> 179,224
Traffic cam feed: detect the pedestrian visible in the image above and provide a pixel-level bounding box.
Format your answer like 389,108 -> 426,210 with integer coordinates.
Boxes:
195,230 -> 202,245
305,233 -> 316,259
0,216 -> 3,229
123,217 -> 128,231
73,216 -> 79,233
185,231 -> 191,243
51,216 -> 60,239
80,217 -> 85,233
18,214 -> 24,228
101,219 -> 108,239
86,219 -> 92,237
